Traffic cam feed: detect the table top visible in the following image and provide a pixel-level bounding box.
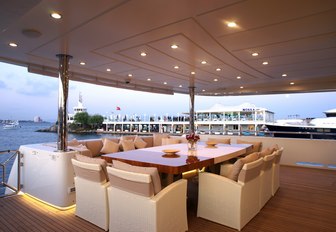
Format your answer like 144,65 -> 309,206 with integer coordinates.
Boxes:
102,142 -> 250,174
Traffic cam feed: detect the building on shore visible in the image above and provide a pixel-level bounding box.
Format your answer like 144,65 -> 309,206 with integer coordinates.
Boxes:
68,92 -> 87,124
33,116 -> 43,122
102,103 -> 274,135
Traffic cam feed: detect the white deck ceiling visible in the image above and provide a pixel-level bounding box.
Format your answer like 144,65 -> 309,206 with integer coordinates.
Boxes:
1,0 -> 336,96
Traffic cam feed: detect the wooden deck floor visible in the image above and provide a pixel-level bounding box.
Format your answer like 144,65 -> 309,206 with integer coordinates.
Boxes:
0,166 -> 335,232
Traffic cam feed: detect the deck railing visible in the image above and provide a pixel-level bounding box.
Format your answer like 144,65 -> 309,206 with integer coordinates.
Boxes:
0,150 -> 21,197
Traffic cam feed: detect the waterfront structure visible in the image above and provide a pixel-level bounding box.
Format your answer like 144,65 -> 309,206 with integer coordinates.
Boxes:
33,116 -> 43,122
67,93 -> 87,124
103,103 -> 274,135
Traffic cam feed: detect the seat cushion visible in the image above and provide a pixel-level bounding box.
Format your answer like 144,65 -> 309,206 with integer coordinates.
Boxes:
100,138 -> 120,154
134,136 -> 147,149
112,160 -> 161,194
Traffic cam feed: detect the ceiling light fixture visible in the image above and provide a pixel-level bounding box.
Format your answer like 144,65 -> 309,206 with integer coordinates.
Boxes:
140,52 -> 147,57
51,12 -> 62,19
171,44 -> 178,49
163,82 -> 167,85
9,42 -> 18,47
216,68 -> 221,71
202,89 -> 205,92
190,71 -> 196,75
290,82 -> 295,85
262,61 -> 268,65
79,61 -> 86,65
252,52 -> 259,56
147,78 -> 151,81
174,65 -> 179,69
227,22 -> 237,28
282,73 -> 287,77
240,86 -> 244,89
127,74 -> 133,77
201,60 -> 207,64
214,78 -> 218,82
106,68 -> 111,72
179,85 -> 182,88
236,76 -> 241,79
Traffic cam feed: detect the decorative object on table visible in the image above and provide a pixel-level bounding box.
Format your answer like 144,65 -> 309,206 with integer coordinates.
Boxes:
206,141 -> 218,148
162,149 -> 180,158
186,155 -> 200,164
186,133 -> 200,151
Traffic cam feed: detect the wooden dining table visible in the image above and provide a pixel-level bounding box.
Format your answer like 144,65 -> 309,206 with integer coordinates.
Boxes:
102,142 -> 251,179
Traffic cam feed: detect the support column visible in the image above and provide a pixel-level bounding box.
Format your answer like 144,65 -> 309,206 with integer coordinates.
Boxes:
189,77 -> 195,134
56,54 -> 72,151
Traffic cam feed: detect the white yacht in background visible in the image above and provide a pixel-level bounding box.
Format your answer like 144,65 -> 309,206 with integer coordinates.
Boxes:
3,120 -> 20,129
266,109 -> 336,139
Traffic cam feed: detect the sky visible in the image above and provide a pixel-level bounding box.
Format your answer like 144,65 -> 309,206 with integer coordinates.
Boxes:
0,61 -> 335,122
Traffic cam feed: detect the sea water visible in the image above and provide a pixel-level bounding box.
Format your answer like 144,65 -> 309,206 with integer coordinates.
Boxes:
0,121 -> 106,196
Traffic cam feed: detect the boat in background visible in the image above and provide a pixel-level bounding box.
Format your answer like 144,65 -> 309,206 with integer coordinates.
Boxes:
3,120 -> 20,129
266,109 -> 336,139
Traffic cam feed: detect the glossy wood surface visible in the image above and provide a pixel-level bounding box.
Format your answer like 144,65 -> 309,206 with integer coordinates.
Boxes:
102,143 -> 248,174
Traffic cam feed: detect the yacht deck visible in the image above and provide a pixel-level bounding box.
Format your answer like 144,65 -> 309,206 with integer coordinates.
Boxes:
0,166 -> 335,232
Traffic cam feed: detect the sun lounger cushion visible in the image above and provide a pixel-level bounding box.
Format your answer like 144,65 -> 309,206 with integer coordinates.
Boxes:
112,160 -> 161,194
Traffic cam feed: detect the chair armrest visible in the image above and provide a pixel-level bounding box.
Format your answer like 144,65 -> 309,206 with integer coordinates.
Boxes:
151,179 -> 188,232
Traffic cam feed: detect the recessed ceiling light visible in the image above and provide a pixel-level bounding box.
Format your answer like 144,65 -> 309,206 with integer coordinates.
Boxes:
227,22 -> 237,28
201,60 -> 207,64
171,44 -> 178,49
290,82 -> 295,85
9,42 -> 18,47
174,65 -> 179,69
163,82 -> 167,85
262,61 -> 268,65
240,86 -> 244,89
51,12 -> 62,19
236,76 -> 241,79
282,73 -> 287,77
147,78 -> 151,81
79,61 -> 86,65
140,52 -> 147,57
216,68 -> 221,71
214,78 -> 218,82
252,52 -> 259,57
127,73 -> 133,77
106,68 -> 111,72
202,89 -> 205,92
179,85 -> 182,88
190,71 -> 196,75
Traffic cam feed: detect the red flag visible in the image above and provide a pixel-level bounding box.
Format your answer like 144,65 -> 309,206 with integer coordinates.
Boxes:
116,106 -> 121,110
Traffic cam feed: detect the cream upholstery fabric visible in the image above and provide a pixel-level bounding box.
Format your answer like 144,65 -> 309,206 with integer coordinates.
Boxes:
134,136 -> 147,149
112,160 -> 161,194
107,167 -> 188,232
71,159 -> 109,231
272,147 -> 284,196
121,139 -> 136,151
161,137 -> 181,145
225,152 -> 260,181
100,138 -> 119,154
69,144 -> 93,157
208,137 -> 231,144
198,158 -> 263,231
68,138 -> 80,146
259,153 -> 275,209
237,139 -> 262,154
153,133 -> 169,146
85,139 -> 104,157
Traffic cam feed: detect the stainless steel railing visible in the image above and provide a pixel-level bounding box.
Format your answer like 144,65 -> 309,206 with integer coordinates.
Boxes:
0,150 -> 21,197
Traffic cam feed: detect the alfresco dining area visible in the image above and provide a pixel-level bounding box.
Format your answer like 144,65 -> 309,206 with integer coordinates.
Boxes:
64,133 -> 282,231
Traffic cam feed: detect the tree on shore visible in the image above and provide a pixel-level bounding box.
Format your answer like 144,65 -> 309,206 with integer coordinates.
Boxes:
88,114 -> 104,129
74,112 -> 89,128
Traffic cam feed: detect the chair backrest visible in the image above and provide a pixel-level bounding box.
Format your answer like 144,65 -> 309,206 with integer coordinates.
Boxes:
238,158 -> 263,184
72,158 -> 108,183
262,153 -> 275,172
208,137 -> 231,144
274,147 -> 284,164
107,166 -> 155,197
